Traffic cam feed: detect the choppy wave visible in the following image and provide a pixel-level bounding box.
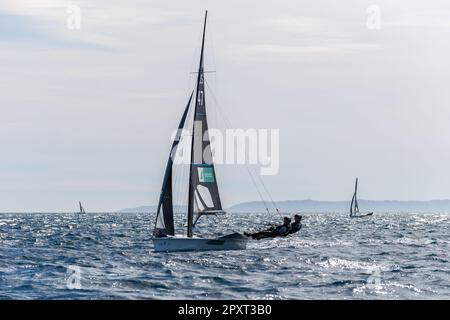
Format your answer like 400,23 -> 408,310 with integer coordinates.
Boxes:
0,212 -> 449,299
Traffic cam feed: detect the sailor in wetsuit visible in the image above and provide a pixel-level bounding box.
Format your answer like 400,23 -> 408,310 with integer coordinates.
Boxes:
289,214 -> 302,234
153,228 -> 167,238
245,217 -> 291,240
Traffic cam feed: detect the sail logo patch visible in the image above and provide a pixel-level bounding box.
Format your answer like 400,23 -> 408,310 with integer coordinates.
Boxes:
198,167 -> 215,183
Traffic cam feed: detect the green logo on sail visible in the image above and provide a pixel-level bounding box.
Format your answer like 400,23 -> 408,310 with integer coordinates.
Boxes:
198,166 -> 215,183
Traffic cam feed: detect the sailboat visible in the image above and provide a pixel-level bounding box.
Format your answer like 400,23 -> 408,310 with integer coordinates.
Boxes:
78,201 -> 86,215
349,178 -> 373,218
151,11 -> 248,252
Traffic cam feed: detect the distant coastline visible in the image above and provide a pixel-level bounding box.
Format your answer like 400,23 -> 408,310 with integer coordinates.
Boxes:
118,199 -> 450,214
2,200 -> 449,214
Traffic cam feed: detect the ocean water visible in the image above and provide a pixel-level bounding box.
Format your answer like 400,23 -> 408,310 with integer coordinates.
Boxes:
0,212 -> 449,299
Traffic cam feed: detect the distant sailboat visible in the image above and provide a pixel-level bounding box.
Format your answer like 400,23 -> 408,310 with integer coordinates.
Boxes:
350,178 -> 373,218
78,201 -> 86,215
151,11 -> 247,252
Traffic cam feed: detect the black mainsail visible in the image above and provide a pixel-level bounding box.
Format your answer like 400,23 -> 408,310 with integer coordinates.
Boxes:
154,92 -> 193,236
187,10 -> 224,237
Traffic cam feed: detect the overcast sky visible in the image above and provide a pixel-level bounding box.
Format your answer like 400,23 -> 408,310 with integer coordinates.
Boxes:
1,0 -> 450,212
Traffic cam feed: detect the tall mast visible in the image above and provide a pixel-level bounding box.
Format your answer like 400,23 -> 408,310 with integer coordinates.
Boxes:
187,11 -> 208,237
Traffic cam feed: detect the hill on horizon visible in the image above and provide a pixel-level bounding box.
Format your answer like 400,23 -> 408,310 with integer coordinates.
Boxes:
118,199 -> 450,213
227,199 -> 450,213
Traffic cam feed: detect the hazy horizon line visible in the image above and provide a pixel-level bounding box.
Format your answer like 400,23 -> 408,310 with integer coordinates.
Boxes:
2,198 -> 450,214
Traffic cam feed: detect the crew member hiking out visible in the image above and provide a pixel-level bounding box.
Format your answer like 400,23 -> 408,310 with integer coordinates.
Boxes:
289,214 -> 302,234
244,217 -> 291,240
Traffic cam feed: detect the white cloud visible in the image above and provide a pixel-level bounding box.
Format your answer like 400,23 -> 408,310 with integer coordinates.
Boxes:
0,0 -> 191,50
227,15 -> 379,59
267,16 -> 334,34
232,42 -> 379,57
384,11 -> 450,28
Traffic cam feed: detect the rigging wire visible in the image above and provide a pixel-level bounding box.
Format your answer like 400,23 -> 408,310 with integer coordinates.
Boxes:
203,81 -> 270,215
249,165 -> 281,216
204,79 -> 282,218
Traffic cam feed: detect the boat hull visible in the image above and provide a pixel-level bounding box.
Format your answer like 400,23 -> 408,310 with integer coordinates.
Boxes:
152,233 -> 248,252
350,212 -> 374,218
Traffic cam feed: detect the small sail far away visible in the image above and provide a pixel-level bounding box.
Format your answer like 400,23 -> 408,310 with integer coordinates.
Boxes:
350,178 -> 359,216
350,178 -> 373,218
79,201 -> 86,214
